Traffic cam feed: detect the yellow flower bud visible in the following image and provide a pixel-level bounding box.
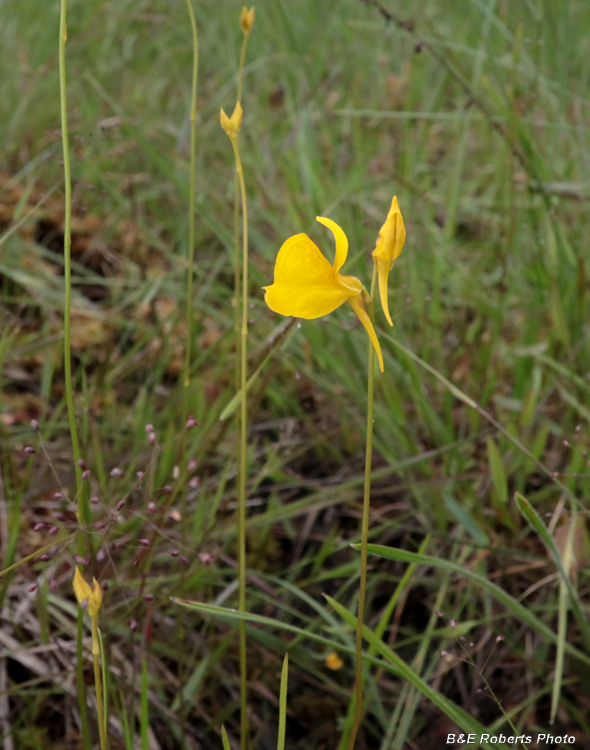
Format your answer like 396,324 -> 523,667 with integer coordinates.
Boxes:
240,6 -> 255,35
220,102 -> 243,138
73,567 -> 103,617
325,651 -> 344,670
372,196 -> 406,327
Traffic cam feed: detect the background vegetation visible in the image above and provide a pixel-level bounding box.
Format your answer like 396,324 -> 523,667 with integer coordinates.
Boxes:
1,0 -> 590,747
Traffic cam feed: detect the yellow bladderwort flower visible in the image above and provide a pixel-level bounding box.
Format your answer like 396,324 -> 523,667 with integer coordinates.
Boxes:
73,567 -> 103,617
325,651 -> 344,671
264,217 -> 385,372
372,196 -> 406,327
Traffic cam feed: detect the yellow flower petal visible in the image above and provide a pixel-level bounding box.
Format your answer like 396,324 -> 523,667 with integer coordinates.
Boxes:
263,233 -> 360,319
264,221 -> 385,371
325,651 -> 344,670
372,196 -> 406,327
348,294 -> 384,373
315,216 -> 348,272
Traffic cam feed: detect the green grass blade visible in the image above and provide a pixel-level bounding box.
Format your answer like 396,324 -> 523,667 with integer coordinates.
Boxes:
141,656 -> 149,750
221,725 -> 231,750
515,493 -> 590,651
390,581 -> 451,750
0,184 -> 58,248
486,436 -> 508,508
119,691 -> 134,750
441,488 -> 489,544
174,598 -> 508,747
372,535 -> 431,652
383,334 -> 580,506
354,543 -> 590,667
219,320 -> 296,421
172,599 -> 350,653
324,595 -> 511,749
98,627 -> 108,738
277,654 -> 288,750
553,573 -> 568,724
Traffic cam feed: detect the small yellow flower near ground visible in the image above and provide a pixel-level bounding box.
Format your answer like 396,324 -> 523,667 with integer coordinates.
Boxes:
73,567 -> 103,617
372,196 -> 406,327
240,6 -> 255,35
325,651 -> 344,671
263,217 -> 385,372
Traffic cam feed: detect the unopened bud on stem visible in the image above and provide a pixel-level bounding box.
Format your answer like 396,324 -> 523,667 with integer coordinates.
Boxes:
240,6 -> 255,35
220,102 -> 243,138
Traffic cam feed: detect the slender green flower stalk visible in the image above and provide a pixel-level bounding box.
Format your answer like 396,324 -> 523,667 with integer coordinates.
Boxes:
347,265 -> 377,750
183,0 -> 198,399
220,101 -> 249,750
347,198 -> 405,748
91,616 -> 107,750
234,8 -> 255,391
262,197 -> 405,749
59,7 -> 91,748
178,13 -> 198,743
230,27 -> 254,741
230,21 -> 254,741
76,611 -> 91,750
238,8 -> 255,102
178,11 -> 198,745
73,570 -> 107,750
59,0 -> 84,519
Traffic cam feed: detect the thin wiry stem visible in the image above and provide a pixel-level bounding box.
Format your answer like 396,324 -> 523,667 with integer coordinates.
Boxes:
91,617 -> 108,750
232,25 -> 253,750
347,264 -> 378,750
58,0 -> 84,512
183,0 -> 198,397
59,6 -> 90,749
237,30 -> 250,105
76,610 -> 91,750
233,29 -> 251,388
230,132 -> 249,750
180,11 -> 198,744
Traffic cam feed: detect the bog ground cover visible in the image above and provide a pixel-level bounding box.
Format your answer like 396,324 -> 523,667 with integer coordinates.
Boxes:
1,0 -> 590,748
